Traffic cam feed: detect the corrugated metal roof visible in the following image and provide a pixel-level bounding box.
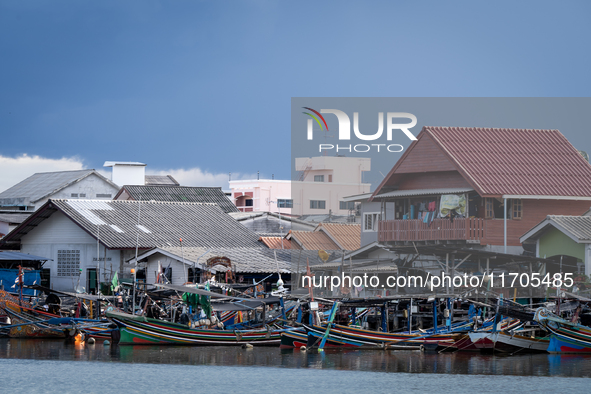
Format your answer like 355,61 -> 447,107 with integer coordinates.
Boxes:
426,127 -> 591,197
156,246 -> 292,273
0,170 -> 118,205
290,231 -> 340,251
259,236 -> 292,249
529,215 -> 591,243
0,213 -> 31,224
1,199 -> 260,250
316,223 -> 361,251
374,187 -> 474,199
118,185 -> 238,213
0,251 -> 52,261
144,175 -> 179,186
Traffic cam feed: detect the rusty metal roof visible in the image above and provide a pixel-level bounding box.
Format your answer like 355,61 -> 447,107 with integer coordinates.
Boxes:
315,223 -> 361,251
425,126 -> 591,197
290,231 -> 340,251
259,236 -> 292,249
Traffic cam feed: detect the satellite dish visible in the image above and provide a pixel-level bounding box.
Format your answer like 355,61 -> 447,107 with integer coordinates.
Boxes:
318,250 -> 329,262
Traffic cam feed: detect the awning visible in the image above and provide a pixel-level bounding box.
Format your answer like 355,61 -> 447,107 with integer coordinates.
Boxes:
374,187 -> 474,199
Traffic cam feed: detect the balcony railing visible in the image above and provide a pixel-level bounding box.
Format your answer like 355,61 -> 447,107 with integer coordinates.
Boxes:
378,218 -> 485,242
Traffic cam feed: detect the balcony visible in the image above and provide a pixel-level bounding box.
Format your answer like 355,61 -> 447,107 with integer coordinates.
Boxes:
378,218 -> 485,243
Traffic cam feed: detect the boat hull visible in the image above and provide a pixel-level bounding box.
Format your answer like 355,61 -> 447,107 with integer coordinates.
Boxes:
108,311 -> 284,346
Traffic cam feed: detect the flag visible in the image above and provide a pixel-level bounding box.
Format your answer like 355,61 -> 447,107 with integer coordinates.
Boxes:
111,271 -> 119,292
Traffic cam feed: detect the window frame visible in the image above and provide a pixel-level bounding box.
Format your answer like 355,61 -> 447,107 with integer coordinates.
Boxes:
363,212 -> 381,232
313,175 -> 325,182
310,200 -> 326,209
277,199 -> 293,208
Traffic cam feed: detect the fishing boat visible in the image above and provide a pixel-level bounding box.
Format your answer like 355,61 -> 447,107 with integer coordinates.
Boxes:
468,330 -> 549,353
534,307 -> 591,353
107,310 -> 290,345
303,322 -> 463,349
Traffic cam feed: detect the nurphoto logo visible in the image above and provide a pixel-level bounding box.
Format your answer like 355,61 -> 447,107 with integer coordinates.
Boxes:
303,107 -> 417,153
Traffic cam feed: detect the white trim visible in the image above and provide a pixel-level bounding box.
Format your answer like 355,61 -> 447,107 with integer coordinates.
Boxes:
502,195 -> 591,201
363,212 -> 381,232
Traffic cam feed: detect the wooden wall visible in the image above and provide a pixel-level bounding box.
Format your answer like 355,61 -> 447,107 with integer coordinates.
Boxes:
482,199 -> 591,246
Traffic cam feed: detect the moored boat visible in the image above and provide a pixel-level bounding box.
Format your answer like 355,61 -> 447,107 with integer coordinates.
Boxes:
534,307 -> 591,353
107,310 -> 290,345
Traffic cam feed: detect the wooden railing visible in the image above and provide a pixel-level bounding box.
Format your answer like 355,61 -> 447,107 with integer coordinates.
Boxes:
378,218 -> 485,242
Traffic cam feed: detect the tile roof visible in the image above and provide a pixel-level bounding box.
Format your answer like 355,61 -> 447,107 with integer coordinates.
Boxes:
0,170 -> 118,205
144,175 -> 179,186
522,215 -> 591,243
116,185 -> 238,213
290,231 -> 341,251
425,127 -> 591,197
316,223 -> 361,251
1,199 -> 260,250
259,236 -> 292,249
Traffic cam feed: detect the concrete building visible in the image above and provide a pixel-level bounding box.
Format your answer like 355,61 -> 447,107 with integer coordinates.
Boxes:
0,169 -> 120,211
229,179 -> 292,214
292,156 -> 370,217
229,156 -> 371,217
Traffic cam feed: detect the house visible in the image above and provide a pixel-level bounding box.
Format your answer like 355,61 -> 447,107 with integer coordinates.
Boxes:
520,215 -> 591,275
0,170 -> 120,211
128,246 -> 292,286
366,126 -> 591,254
114,185 -> 238,213
0,199 -> 261,292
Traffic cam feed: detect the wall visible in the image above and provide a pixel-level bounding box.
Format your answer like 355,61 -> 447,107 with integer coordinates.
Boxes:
111,165 -> 145,187
481,199 -> 591,247
19,211 -> 121,292
144,253 -> 190,285
360,201 -> 394,247
538,226 -> 585,261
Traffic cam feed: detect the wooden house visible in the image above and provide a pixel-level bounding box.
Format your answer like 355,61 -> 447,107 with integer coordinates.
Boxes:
367,126 -> 591,254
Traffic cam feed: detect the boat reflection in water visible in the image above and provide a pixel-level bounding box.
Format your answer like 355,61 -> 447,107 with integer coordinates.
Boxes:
1,338 -> 590,378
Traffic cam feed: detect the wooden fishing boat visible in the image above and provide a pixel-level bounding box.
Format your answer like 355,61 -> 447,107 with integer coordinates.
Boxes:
468,331 -> 549,353
442,317 -> 523,352
302,323 -> 464,349
534,307 -> 591,353
107,310 -> 291,345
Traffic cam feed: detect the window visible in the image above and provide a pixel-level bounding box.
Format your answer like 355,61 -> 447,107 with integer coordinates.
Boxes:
340,201 -> 355,210
79,193 -> 86,198
328,175 -> 332,182
70,193 -> 78,198
277,199 -> 293,208
310,200 -> 326,209
96,194 -> 112,198
245,199 -> 253,207
363,213 -> 381,232
57,249 -> 81,277
485,198 -> 494,219
314,175 -> 324,182
512,199 -> 522,219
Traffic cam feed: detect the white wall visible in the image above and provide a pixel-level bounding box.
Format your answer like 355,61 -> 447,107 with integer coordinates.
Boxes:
144,253 -> 191,285
111,165 -> 145,187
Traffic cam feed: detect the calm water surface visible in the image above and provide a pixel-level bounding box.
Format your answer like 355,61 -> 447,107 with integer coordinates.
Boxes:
1,338 -> 590,393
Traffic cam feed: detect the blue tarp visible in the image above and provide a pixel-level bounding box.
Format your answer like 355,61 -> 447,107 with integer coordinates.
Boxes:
0,268 -> 41,296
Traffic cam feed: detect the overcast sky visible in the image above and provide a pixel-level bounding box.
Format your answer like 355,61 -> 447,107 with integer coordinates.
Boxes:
1,1 -> 590,192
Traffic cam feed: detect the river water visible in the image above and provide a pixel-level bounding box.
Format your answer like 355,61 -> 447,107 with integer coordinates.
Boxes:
1,338 -> 590,393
